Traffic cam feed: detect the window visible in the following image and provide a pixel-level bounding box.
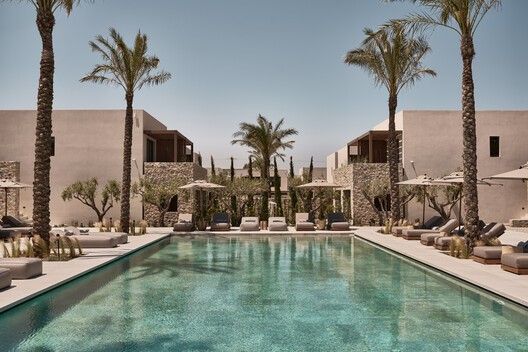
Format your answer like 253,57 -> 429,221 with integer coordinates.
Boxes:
146,139 -> 155,162
168,195 -> 178,212
490,136 -> 500,157
50,136 -> 55,156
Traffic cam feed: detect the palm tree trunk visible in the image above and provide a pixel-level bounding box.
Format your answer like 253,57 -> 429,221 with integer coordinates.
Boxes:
461,35 -> 479,249
388,94 -> 400,220
33,10 -> 55,249
120,93 -> 134,233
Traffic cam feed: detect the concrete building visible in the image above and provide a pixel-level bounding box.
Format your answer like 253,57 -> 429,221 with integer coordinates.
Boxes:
207,167 -> 290,193
0,110 -> 205,226
298,167 -> 327,181
327,110 -> 528,225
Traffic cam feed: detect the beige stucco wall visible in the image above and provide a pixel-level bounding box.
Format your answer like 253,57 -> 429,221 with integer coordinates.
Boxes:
326,146 -> 348,183
0,110 -> 153,225
401,110 -> 528,223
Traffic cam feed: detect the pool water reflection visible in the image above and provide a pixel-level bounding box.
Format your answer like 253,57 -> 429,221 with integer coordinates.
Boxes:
1,235 -> 527,351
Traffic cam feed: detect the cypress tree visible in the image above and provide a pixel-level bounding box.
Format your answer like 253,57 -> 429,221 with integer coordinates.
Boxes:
247,156 -> 254,215
273,157 -> 283,216
210,156 -> 216,176
230,157 -> 238,225
288,156 -> 298,222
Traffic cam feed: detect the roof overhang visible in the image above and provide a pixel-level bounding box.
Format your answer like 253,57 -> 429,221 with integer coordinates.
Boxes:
144,130 -> 193,144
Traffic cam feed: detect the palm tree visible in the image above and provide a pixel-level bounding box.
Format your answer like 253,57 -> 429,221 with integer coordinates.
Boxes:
389,0 -> 501,246
232,115 -> 297,220
81,28 -> 171,233
0,0 -> 83,248
344,22 -> 436,220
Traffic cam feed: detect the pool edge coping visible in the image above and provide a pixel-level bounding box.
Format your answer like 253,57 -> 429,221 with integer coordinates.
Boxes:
354,231 -> 528,310
0,233 -> 171,314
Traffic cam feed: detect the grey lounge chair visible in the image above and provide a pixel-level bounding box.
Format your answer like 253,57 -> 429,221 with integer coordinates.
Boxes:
240,217 -> 260,231
501,253 -> 528,275
0,225 -> 32,239
392,216 -> 443,236
403,219 -> 458,241
0,268 -> 11,290
210,212 -> 231,231
0,258 -> 42,279
52,229 -> 119,248
172,213 -> 194,232
434,222 -> 506,250
480,223 -> 506,241
268,217 -> 288,231
472,246 -> 504,264
295,213 -> 315,231
326,212 -> 350,231
64,227 -> 128,244
1,215 -> 31,228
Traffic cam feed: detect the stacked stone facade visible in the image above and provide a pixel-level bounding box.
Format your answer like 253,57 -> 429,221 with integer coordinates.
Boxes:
333,163 -> 401,225
143,162 -> 207,226
0,161 -> 21,217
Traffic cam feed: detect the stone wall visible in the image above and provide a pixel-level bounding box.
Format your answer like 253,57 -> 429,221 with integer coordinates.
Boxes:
0,161 -> 21,217
350,163 -> 390,226
143,162 -> 207,226
332,162 -> 402,225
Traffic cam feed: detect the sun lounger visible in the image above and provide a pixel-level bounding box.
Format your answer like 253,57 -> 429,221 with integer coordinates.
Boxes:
52,229 -> 119,248
210,212 -> 231,231
239,217 -> 260,231
0,268 -> 12,290
295,213 -> 315,231
172,213 -> 194,232
268,217 -> 288,231
434,222 -> 506,250
0,225 -> 32,239
64,227 -> 128,244
501,253 -> 528,275
1,215 -> 31,228
402,219 -> 458,241
326,212 -> 350,231
0,258 -> 42,279
393,216 -> 443,236
472,246 -> 504,264
480,223 -> 506,241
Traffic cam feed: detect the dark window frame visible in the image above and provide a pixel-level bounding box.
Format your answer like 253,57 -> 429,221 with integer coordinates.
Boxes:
490,136 -> 500,158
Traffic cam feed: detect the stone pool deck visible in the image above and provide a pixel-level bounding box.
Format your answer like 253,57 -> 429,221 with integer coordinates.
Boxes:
354,227 -> 528,308
0,233 -> 170,313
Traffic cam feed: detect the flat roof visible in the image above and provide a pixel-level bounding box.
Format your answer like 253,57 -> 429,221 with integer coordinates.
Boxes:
144,130 -> 193,144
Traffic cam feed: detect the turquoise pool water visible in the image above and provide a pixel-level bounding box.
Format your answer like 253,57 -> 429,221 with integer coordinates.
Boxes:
1,236 -> 527,351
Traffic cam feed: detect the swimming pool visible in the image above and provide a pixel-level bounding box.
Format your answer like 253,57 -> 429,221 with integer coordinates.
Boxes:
1,235 -> 527,351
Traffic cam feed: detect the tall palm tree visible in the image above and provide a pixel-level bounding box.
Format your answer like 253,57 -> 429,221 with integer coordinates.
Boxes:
232,115 -> 297,220
389,0 -> 501,246
0,0 -> 83,248
345,23 -> 436,220
81,28 -> 171,233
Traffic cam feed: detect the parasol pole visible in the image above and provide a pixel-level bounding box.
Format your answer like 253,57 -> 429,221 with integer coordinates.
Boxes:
422,185 -> 426,227
4,188 -> 7,217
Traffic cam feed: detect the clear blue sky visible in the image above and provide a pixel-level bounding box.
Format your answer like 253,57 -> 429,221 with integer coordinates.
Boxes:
1,0 -> 526,169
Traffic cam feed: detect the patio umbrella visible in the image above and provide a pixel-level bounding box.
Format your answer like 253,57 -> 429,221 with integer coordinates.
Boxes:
431,172 -> 501,232
485,162 -> 528,220
0,179 -> 32,217
296,179 -> 341,189
486,162 -> 528,181
296,179 -> 341,220
179,180 -> 225,220
396,174 -> 434,226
